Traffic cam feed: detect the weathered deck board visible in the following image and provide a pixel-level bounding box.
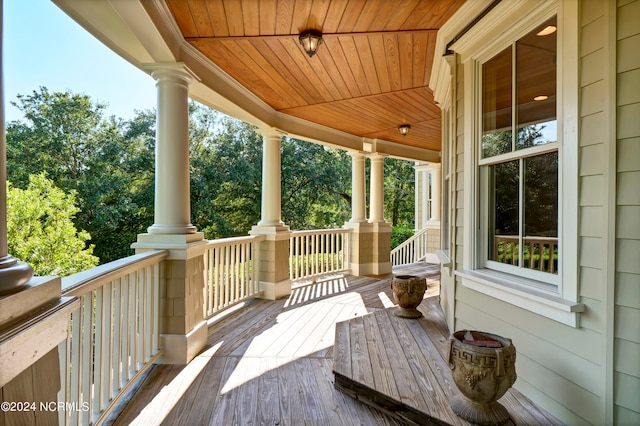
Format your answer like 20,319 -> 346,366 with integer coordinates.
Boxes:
105,263 -> 560,426
332,299 -> 564,426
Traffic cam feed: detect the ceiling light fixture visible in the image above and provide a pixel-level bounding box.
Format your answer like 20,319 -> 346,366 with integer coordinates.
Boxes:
536,25 -> 557,36
534,95 -> 549,101
299,30 -> 323,58
398,124 -> 411,136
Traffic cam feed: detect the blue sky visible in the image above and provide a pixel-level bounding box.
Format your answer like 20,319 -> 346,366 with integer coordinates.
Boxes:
4,1 -> 157,122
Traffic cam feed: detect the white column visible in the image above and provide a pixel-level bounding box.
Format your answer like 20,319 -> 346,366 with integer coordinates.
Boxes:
413,163 -> 430,229
251,128 -> 290,300
349,152 -> 366,223
431,163 -> 441,221
369,153 -> 385,223
0,1 -> 33,293
258,130 -> 285,227
147,65 -> 196,235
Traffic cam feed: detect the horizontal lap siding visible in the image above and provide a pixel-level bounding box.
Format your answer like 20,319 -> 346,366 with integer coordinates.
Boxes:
615,0 -> 640,423
452,1 -> 624,424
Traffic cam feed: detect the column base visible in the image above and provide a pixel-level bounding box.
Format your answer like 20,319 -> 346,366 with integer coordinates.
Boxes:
132,232 -> 206,259
250,223 -> 291,235
147,223 -> 198,235
157,320 -> 208,365
259,278 -> 292,300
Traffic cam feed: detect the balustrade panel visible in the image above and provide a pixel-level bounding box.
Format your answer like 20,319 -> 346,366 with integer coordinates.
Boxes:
59,250 -> 167,426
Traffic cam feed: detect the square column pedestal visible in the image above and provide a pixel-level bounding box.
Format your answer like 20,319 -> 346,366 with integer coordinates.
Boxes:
132,233 -> 208,364
344,221 -> 392,276
0,277 -> 79,424
250,225 -> 292,300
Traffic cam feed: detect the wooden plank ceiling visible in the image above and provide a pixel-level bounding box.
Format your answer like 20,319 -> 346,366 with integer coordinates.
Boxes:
165,0 -> 466,152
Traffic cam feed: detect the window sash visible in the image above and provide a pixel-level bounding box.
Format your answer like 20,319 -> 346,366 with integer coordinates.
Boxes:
478,22 -> 559,286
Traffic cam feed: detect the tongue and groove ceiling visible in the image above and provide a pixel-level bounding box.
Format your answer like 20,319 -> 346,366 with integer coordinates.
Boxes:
165,0 -> 466,152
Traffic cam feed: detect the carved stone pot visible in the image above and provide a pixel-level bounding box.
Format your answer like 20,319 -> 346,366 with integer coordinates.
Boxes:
390,275 -> 427,318
447,330 -> 517,425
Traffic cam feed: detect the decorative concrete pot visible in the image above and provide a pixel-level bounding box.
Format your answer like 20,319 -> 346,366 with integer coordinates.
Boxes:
447,330 -> 517,425
390,275 -> 427,318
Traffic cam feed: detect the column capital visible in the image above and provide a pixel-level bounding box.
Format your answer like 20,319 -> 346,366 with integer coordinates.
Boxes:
258,127 -> 285,140
368,152 -> 387,162
143,62 -> 195,84
347,150 -> 366,159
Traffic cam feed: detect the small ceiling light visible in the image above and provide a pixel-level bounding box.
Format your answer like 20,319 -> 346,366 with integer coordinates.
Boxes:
536,25 -> 557,36
534,95 -> 549,101
398,124 -> 411,136
299,30 -> 323,57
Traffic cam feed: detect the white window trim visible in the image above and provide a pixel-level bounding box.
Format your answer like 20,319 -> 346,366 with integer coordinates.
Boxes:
452,0 -> 582,327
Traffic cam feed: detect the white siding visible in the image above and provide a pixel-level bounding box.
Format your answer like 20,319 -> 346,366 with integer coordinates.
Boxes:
615,1 -> 640,421
449,0 -> 632,423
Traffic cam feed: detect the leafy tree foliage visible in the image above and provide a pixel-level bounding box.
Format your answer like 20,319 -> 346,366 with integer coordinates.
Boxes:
384,158 -> 415,227
7,88 -> 155,262
6,173 -> 99,276
188,105 -> 352,236
483,124 -> 558,238
7,89 -> 417,267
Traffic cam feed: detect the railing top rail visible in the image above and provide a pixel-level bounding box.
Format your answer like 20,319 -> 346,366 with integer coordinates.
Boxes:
206,234 -> 266,248
495,235 -> 558,242
61,250 -> 168,297
390,226 -> 429,256
291,228 -> 351,236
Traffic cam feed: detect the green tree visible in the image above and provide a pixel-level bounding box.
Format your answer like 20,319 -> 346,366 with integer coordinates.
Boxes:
281,137 -> 351,229
384,157 -> 415,227
6,87 -> 107,188
7,88 -> 156,262
6,173 -> 99,276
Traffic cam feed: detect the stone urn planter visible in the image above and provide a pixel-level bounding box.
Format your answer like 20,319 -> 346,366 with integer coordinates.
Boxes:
447,330 -> 517,425
390,275 -> 427,318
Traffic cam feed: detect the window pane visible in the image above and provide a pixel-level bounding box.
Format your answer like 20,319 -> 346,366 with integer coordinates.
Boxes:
516,17 -> 557,150
488,160 -> 519,266
482,46 -> 512,158
524,152 -> 558,274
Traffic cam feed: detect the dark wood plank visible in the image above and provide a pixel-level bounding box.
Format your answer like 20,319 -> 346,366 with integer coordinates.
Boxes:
363,312 -> 401,401
349,315 -> 376,390
376,310 -> 429,410
389,312 -> 460,424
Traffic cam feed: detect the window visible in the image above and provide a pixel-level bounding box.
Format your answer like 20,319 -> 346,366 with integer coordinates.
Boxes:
479,16 -> 559,286
449,1 -> 582,326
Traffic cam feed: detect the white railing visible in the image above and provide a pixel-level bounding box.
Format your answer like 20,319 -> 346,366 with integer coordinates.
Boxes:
203,235 -> 265,319
290,229 -> 350,282
390,227 -> 429,266
493,235 -> 558,274
59,250 -> 168,426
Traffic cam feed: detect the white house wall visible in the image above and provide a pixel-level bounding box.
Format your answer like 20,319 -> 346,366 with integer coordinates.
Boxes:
614,0 -> 640,423
443,0 -> 640,424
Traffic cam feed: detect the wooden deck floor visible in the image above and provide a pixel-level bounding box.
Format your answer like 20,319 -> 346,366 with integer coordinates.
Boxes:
105,264 -> 559,425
